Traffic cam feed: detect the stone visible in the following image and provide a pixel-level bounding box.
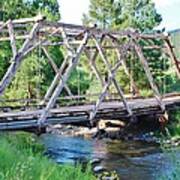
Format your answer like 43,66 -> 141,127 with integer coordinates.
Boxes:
93,166 -> 106,173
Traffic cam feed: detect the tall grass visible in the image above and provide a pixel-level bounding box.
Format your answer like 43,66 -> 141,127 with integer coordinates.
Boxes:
0,132 -> 95,180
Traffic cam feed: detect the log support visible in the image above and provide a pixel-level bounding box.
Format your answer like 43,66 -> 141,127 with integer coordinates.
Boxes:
89,35 -> 133,124
164,36 -> 180,78
38,32 -> 89,126
0,15 -> 178,128
42,47 -> 73,96
132,37 -> 165,112
0,22 -> 41,96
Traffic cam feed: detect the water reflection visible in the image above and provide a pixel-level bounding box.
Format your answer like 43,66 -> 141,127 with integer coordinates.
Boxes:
41,134 -> 179,180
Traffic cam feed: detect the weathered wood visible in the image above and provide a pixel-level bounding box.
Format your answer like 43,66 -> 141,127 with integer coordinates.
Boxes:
0,35 -> 29,42
84,38 -> 112,99
0,94 -> 180,131
42,47 -> 73,96
0,22 -> 41,96
0,15 -> 179,130
60,27 -> 75,55
85,49 -> 105,86
7,20 -> 17,58
132,38 -> 165,112
43,55 -> 71,103
108,34 -> 139,95
0,14 -> 44,26
38,32 -> 89,125
0,21 -> 9,33
164,37 -> 180,78
91,35 -> 133,119
42,21 -> 167,40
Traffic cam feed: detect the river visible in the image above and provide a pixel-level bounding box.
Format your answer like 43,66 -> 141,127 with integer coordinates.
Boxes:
41,134 -> 180,180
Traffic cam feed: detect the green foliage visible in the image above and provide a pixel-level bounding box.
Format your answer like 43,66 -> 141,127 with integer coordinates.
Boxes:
4,54 -> 44,100
83,0 -> 166,94
83,0 -> 161,31
0,132 -> 96,180
0,0 -> 60,21
139,89 -> 153,97
68,67 -> 91,95
0,1 -> 61,101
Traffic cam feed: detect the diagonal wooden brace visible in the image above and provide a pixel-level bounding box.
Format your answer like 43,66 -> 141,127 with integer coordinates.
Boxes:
7,20 -> 17,59
107,34 -> 139,96
89,35 -> 133,123
38,32 -> 89,126
132,37 -> 166,112
42,47 -> 73,96
164,37 -> 180,78
0,22 -> 41,96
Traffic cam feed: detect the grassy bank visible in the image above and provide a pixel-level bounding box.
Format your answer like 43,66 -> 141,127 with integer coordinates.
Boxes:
0,132 -> 96,180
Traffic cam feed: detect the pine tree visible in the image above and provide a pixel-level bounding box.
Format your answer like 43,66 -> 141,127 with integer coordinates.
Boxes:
83,0 -> 169,95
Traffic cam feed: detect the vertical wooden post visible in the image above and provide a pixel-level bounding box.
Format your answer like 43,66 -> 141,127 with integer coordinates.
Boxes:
38,32 -> 89,125
0,22 -> 41,96
7,20 -> 17,58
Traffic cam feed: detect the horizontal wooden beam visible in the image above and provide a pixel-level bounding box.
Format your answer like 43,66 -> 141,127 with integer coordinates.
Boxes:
0,14 -> 45,26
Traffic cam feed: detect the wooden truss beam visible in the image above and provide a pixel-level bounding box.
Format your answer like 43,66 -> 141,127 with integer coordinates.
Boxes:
107,34 -> 139,95
42,47 -> 73,96
0,22 -> 41,96
89,35 -> 133,123
38,32 -> 89,126
132,37 -> 165,112
7,20 -> 17,58
164,37 -> 180,78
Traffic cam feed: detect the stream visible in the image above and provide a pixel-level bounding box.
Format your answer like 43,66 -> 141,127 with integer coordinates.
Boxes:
41,134 -> 180,180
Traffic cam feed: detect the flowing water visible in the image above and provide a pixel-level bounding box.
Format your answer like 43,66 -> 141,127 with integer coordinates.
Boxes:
41,134 -> 180,180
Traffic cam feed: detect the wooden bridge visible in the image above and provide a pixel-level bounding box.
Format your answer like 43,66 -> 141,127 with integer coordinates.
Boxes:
0,15 -> 180,131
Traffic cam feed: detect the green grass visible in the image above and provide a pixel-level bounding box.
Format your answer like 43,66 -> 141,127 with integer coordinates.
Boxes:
0,132 -> 96,180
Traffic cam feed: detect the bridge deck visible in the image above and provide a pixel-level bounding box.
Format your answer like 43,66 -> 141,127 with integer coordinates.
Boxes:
0,94 -> 180,130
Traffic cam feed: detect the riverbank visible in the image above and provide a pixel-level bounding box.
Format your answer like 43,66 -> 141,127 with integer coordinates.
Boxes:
0,132 -> 96,180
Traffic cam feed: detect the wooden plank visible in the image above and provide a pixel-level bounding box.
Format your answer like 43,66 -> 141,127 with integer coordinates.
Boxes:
84,35 -> 112,98
0,35 -> 29,42
0,94 -> 179,131
42,21 -> 166,40
38,32 -> 89,126
0,14 -> 44,26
